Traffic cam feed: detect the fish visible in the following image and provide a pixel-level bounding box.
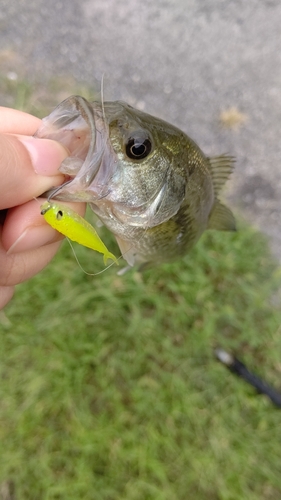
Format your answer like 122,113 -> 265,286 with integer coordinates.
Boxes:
40,201 -> 117,265
35,95 -> 235,269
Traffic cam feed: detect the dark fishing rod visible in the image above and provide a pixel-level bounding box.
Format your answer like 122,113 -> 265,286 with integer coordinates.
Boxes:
214,348 -> 281,408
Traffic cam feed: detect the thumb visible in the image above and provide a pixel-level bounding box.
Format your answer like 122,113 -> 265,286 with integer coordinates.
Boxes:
0,133 -> 68,209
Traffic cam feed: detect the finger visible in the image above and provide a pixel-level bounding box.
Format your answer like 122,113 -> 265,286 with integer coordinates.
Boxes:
0,239 -> 62,287
0,107 -> 41,134
0,134 -> 68,209
0,285 -> 15,310
2,198 -> 86,253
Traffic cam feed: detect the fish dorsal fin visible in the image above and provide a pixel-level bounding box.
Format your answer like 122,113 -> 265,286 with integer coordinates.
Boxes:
208,200 -> 236,231
207,155 -> 235,197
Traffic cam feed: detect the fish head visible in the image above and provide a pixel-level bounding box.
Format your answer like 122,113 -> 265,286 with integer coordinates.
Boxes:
36,96 -> 197,233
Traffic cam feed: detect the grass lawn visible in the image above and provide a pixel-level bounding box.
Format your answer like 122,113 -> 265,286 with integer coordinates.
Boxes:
1,78 -> 281,499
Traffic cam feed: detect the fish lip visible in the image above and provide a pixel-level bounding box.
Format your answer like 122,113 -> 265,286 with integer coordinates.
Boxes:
38,97 -> 116,203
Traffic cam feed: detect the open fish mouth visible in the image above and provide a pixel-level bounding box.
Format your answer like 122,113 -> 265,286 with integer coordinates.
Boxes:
35,96 -> 184,229
35,95 -> 116,202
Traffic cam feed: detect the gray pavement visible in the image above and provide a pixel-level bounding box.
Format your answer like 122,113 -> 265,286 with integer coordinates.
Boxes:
1,0 -> 281,261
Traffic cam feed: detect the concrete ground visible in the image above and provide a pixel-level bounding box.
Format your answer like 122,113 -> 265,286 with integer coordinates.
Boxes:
0,0 -> 280,260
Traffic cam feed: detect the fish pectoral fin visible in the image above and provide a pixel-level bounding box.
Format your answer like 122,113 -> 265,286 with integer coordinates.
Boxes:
207,201 -> 236,231
115,236 -> 138,267
207,155 -> 235,197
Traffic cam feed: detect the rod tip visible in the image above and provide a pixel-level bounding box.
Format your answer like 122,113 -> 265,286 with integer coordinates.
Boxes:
214,348 -> 234,366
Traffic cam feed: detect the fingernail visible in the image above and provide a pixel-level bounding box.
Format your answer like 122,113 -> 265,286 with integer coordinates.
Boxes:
7,225 -> 62,255
17,136 -> 68,175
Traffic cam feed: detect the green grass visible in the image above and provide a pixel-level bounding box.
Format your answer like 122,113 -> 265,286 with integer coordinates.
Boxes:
1,77 -> 281,498
1,222 -> 281,500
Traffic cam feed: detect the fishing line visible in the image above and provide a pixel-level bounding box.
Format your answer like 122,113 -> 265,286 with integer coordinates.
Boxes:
65,237 -> 124,276
100,73 -> 106,127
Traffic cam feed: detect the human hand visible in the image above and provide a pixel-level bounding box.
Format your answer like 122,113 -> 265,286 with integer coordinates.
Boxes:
0,107 -> 85,309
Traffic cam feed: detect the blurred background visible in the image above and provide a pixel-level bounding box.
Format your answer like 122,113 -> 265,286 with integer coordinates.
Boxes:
1,0 -> 281,259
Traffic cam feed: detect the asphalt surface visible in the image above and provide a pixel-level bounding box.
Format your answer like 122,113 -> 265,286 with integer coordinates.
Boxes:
1,0 -> 281,261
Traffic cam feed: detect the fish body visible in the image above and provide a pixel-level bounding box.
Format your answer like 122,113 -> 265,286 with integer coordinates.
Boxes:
40,201 -> 117,265
36,96 -> 235,268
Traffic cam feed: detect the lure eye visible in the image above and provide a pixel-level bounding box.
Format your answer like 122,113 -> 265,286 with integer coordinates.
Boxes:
125,136 -> 152,160
56,210 -> 63,221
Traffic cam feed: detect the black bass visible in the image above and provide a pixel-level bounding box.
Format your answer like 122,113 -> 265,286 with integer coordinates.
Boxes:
36,96 -> 235,269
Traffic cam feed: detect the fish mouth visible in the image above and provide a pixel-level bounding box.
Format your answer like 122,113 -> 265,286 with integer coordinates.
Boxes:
36,95 -> 115,202
37,96 -> 185,230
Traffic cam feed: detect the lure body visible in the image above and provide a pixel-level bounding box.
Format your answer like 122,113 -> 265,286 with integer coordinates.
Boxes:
41,202 -> 117,265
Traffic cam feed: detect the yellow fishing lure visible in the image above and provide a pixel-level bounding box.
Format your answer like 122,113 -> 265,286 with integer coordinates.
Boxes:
40,202 -> 118,265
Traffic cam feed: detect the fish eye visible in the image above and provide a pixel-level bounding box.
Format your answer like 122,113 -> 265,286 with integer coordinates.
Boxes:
125,136 -> 152,160
56,210 -> 63,221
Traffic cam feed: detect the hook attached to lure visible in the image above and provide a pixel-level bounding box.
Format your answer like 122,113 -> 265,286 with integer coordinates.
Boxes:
40,201 -> 118,265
